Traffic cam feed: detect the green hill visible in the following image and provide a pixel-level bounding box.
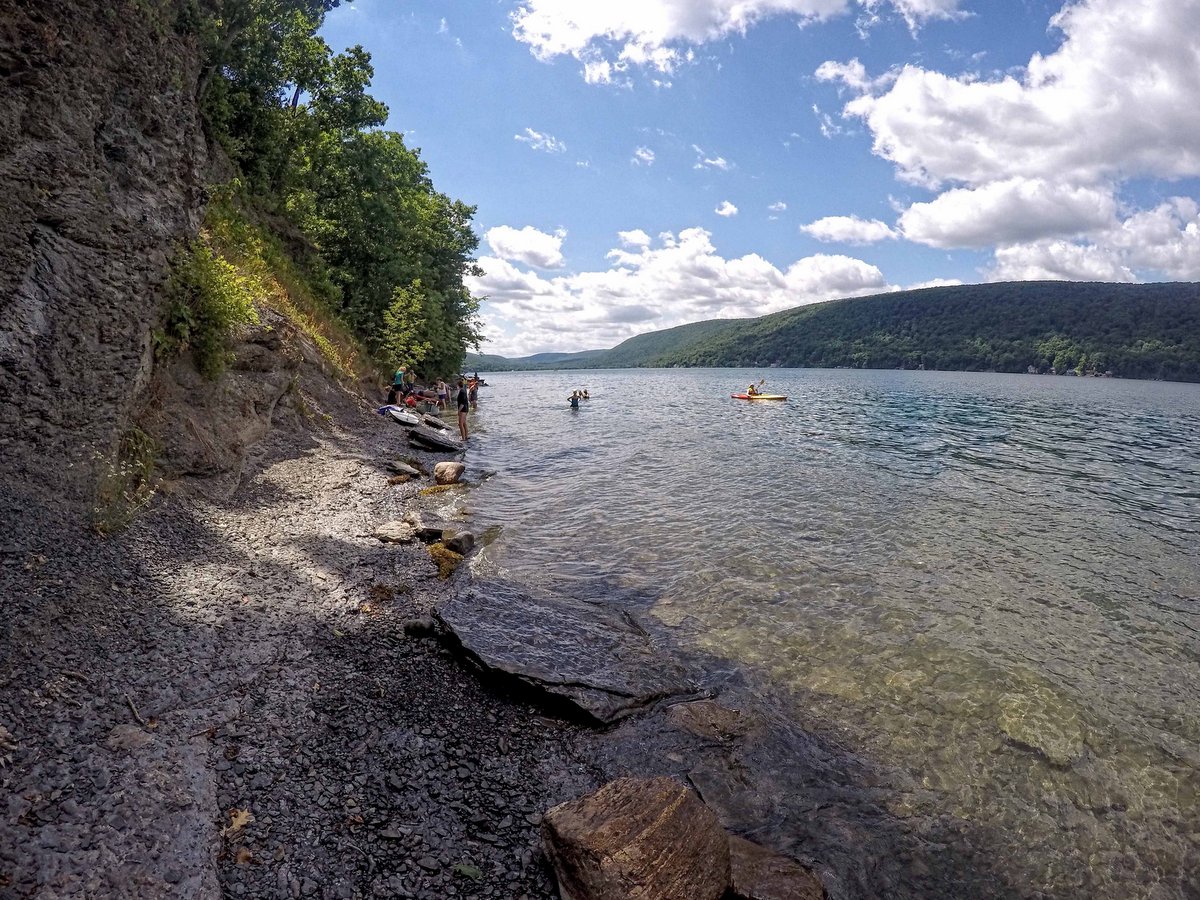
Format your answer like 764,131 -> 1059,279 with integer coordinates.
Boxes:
660,282 -> 1200,380
466,318 -> 740,371
470,282 -> 1200,382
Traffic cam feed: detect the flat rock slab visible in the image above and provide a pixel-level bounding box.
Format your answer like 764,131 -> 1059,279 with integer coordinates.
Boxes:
372,521 -> 417,543
436,580 -> 694,724
408,426 -> 463,453
542,776 -> 730,900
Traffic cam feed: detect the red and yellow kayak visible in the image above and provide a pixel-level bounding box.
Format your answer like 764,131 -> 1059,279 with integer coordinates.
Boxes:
731,393 -> 787,401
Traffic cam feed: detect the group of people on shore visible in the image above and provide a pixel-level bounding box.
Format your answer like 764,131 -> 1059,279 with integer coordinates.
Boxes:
384,366 -> 480,441
568,389 -> 589,409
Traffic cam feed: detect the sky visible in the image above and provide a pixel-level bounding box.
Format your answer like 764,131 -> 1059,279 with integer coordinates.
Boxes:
321,0 -> 1200,357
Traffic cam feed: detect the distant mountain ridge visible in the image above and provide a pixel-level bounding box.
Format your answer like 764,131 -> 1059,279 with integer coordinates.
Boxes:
468,282 -> 1200,382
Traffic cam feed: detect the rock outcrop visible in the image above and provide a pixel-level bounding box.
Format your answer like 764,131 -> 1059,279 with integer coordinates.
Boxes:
0,0 -> 207,514
436,580 -> 696,724
541,777 -> 826,900
541,777 -> 731,900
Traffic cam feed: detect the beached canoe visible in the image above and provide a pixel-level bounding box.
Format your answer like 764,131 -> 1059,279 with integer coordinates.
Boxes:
731,393 -> 788,401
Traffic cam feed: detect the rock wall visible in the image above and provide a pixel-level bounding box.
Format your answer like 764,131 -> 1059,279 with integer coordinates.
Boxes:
0,0 -> 207,515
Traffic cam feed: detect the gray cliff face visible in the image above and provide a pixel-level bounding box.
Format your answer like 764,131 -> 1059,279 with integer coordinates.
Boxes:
0,0 -> 207,512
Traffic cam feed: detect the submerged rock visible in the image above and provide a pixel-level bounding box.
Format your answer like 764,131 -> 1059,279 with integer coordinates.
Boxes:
441,529 -> 474,556
436,580 -> 695,724
541,776 -> 730,900
728,835 -> 825,900
997,688 -> 1085,767
668,700 -> 754,742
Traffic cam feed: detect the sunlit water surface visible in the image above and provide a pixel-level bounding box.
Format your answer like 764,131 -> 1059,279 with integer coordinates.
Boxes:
458,368 -> 1199,898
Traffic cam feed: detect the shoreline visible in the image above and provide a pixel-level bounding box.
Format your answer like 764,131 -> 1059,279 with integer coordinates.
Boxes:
0,406 -> 602,898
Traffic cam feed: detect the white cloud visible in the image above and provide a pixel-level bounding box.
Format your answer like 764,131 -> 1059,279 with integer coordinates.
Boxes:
617,229 -> 652,248
484,225 -> 567,269
898,179 -> 1118,249
814,58 -> 871,91
583,58 -> 614,84
692,145 -> 733,170
769,201 -> 788,212
632,146 -> 656,166
832,1 -> 1200,189
468,227 -> 891,355
857,0 -> 967,34
715,200 -> 739,217
511,1 -> 965,82
987,242 -> 1135,284
514,127 -> 566,154
986,197 -> 1200,282
438,18 -> 448,34
813,0 -> 1200,280
802,215 -> 896,244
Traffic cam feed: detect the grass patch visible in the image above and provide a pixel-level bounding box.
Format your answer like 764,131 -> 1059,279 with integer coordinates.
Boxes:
91,427 -> 160,535
204,191 -> 370,380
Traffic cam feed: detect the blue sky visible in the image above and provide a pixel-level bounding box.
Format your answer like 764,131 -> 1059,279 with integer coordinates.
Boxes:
322,0 -> 1200,355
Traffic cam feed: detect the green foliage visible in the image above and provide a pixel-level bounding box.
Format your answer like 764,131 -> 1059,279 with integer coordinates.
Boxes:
183,0 -> 482,379
380,281 -> 432,370
160,239 -> 260,379
204,195 -> 365,378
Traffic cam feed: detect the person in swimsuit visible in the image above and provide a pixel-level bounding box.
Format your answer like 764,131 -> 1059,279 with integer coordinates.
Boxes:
455,378 -> 470,440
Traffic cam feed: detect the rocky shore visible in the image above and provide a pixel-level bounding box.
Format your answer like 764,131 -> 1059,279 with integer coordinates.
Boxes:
0,401 -> 599,898
1,393 -> 828,899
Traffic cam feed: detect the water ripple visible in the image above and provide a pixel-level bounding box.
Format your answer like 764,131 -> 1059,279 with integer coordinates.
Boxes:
467,368 -> 1200,899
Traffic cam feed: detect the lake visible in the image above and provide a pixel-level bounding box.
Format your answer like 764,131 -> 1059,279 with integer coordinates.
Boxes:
459,368 -> 1200,898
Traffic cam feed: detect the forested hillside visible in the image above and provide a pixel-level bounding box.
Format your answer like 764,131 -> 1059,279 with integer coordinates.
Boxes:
466,318 -> 740,371
188,0 -> 482,378
660,282 -> 1200,380
472,283 -> 1200,382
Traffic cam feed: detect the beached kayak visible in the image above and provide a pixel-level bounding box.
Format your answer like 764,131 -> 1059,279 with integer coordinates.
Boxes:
731,393 -> 788,401
387,407 -> 423,427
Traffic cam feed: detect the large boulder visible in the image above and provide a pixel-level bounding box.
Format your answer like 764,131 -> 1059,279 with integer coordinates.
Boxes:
728,836 -> 825,900
541,777 -> 730,900
434,461 -> 465,484
436,580 -> 695,724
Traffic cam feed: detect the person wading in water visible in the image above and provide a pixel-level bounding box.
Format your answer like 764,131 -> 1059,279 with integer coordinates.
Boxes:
455,378 -> 470,441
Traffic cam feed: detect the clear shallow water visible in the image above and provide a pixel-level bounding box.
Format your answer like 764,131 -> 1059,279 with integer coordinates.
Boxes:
461,368 -> 1200,898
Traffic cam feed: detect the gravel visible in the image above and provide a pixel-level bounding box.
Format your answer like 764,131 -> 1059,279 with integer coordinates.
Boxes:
0,409 -> 601,898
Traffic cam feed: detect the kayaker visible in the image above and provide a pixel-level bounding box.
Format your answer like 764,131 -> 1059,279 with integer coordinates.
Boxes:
747,383 -> 760,396
455,378 -> 470,440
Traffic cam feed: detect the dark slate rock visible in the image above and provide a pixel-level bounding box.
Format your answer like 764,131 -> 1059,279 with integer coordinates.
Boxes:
408,426 -> 464,453
435,580 -> 695,724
